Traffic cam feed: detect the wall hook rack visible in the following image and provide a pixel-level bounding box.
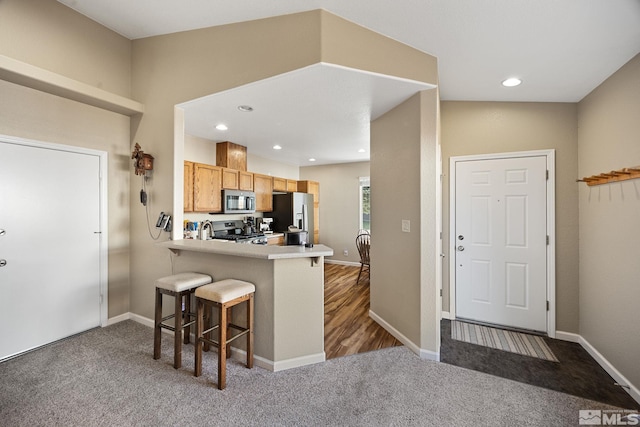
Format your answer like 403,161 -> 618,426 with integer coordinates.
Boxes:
577,166 -> 640,186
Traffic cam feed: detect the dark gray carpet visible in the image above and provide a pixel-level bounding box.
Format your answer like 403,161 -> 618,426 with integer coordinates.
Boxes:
0,321 -> 621,426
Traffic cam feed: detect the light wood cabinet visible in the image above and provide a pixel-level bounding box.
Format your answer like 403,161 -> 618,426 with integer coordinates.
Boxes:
297,180 -> 320,244
239,171 -> 254,191
272,177 -> 287,192
286,179 -> 298,192
253,173 -> 273,212
193,163 -> 222,212
216,141 -> 247,171
184,161 -> 194,212
221,167 -> 239,189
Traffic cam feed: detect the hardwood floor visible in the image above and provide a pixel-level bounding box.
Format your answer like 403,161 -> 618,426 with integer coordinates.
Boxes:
324,263 -> 402,359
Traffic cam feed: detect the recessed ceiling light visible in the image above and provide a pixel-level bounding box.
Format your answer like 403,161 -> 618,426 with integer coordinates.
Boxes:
308,158 -> 316,162
272,145 -> 282,150
237,105 -> 254,112
502,78 -> 522,87
215,124 -> 228,131
358,148 -> 366,153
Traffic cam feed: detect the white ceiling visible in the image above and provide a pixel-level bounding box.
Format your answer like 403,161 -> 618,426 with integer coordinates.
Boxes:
58,0 -> 640,166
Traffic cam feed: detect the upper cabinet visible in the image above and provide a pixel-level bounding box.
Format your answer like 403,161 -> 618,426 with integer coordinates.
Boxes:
184,161 -> 194,212
272,177 -> 287,192
239,171 -> 254,191
193,162 -> 222,212
221,167 -> 239,190
286,179 -> 298,192
253,173 -> 273,212
216,141 -> 247,171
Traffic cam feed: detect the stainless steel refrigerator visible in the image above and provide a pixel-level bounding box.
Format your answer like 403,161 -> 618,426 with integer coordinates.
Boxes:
267,192 -> 314,234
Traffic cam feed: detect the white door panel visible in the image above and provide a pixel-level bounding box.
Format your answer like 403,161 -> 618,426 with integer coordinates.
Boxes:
0,141 -> 101,360
455,156 -> 547,332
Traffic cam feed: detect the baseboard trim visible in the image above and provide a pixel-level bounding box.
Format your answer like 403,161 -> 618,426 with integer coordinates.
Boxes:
369,309 -> 439,362
579,336 -> 640,405
554,330 -> 581,343
115,312 -> 323,372
325,259 -> 361,267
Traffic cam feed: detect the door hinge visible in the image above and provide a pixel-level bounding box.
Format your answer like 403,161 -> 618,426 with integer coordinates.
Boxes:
546,235 -> 549,245
440,289 -> 443,297
546,170 -> 549,180
546,301 -> 549,311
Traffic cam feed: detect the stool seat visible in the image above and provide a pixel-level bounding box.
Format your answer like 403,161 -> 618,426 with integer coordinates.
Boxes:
154,272 -> 212,369
156,272 -> 212,292
195,279 -> 255,303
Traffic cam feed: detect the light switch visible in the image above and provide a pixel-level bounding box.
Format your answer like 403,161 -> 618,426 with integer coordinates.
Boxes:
401,220 -> 410,233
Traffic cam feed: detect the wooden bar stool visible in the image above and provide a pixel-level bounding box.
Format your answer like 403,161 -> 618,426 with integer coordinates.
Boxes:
154,272 -> 212,369
194,279 -> 255,390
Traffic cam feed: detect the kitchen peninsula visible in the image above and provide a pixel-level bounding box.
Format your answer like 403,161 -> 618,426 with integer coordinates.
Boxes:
158,239 -> 333,371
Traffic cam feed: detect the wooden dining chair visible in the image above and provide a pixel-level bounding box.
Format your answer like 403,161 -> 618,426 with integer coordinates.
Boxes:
355,232 -> 370,285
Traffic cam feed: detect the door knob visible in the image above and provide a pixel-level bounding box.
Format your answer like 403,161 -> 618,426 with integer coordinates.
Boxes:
458,235 -> 464,240
0,259 -> 6,267
457,246 -> 464,251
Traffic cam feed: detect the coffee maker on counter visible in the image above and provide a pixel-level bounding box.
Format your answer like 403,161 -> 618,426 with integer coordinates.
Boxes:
258,217 -> 273,234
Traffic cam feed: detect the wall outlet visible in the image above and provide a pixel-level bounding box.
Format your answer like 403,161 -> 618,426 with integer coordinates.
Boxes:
343,249 -> 348,256
402,219 -> 410,233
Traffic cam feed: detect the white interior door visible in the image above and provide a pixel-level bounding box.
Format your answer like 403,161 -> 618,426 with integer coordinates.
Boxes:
454,155 -> 547,332
0,140 -> 102,360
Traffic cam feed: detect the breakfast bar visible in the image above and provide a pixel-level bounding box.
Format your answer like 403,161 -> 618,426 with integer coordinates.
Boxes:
158,239 -> 333,372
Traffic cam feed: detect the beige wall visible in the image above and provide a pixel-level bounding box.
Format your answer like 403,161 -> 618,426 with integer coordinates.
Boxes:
440,101 -> 579,333
0,1 -> 133,318
370,89 -> 440,355
300,161 -> 370,263
0,0 -> 132,97
130,10 -> 439,323
577,53 -> 640,389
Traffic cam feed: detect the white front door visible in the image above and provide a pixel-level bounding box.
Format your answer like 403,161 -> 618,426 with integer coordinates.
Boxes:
0,139 -> 102,360
454,155 -> 547,332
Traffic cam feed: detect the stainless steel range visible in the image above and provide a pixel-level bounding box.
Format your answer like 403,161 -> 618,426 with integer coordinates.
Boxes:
210,220 -> 267,244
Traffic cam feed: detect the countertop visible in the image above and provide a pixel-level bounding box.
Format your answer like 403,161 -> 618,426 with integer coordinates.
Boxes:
158,239 -> 333,260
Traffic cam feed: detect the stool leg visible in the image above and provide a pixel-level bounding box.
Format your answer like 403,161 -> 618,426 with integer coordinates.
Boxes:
153,288 -> 162,360
203,307 -> 211,352
218,302 -> 227,390
184,291 -> 191,345
247,294 -> 254,369
173,291 -> 182,369
194,298 -> 203,377
226,306 -> 232,359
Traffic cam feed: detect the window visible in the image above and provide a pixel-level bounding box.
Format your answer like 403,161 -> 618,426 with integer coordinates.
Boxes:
359,177 -> 370,231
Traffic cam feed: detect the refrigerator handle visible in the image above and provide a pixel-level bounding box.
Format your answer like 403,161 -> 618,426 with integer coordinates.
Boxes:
302,204 -> 308,231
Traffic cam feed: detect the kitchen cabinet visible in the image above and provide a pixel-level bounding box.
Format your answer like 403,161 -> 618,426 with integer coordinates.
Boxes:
221,167 -> 239,189
193,162 -> 222,212
272,177 -> 287,192
286,179 -> 298,192
184,161 -> 194,212
253,173 -> 273,212
239,171 -> 254,191
297,180 -> 320,244
216,141 -> 247,171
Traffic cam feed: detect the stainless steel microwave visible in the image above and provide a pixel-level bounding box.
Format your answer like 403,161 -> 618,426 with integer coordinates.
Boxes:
222,189 -> 256,214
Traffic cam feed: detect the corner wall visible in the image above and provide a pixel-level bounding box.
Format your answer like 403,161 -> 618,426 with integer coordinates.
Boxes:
577,53 -> 640,392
